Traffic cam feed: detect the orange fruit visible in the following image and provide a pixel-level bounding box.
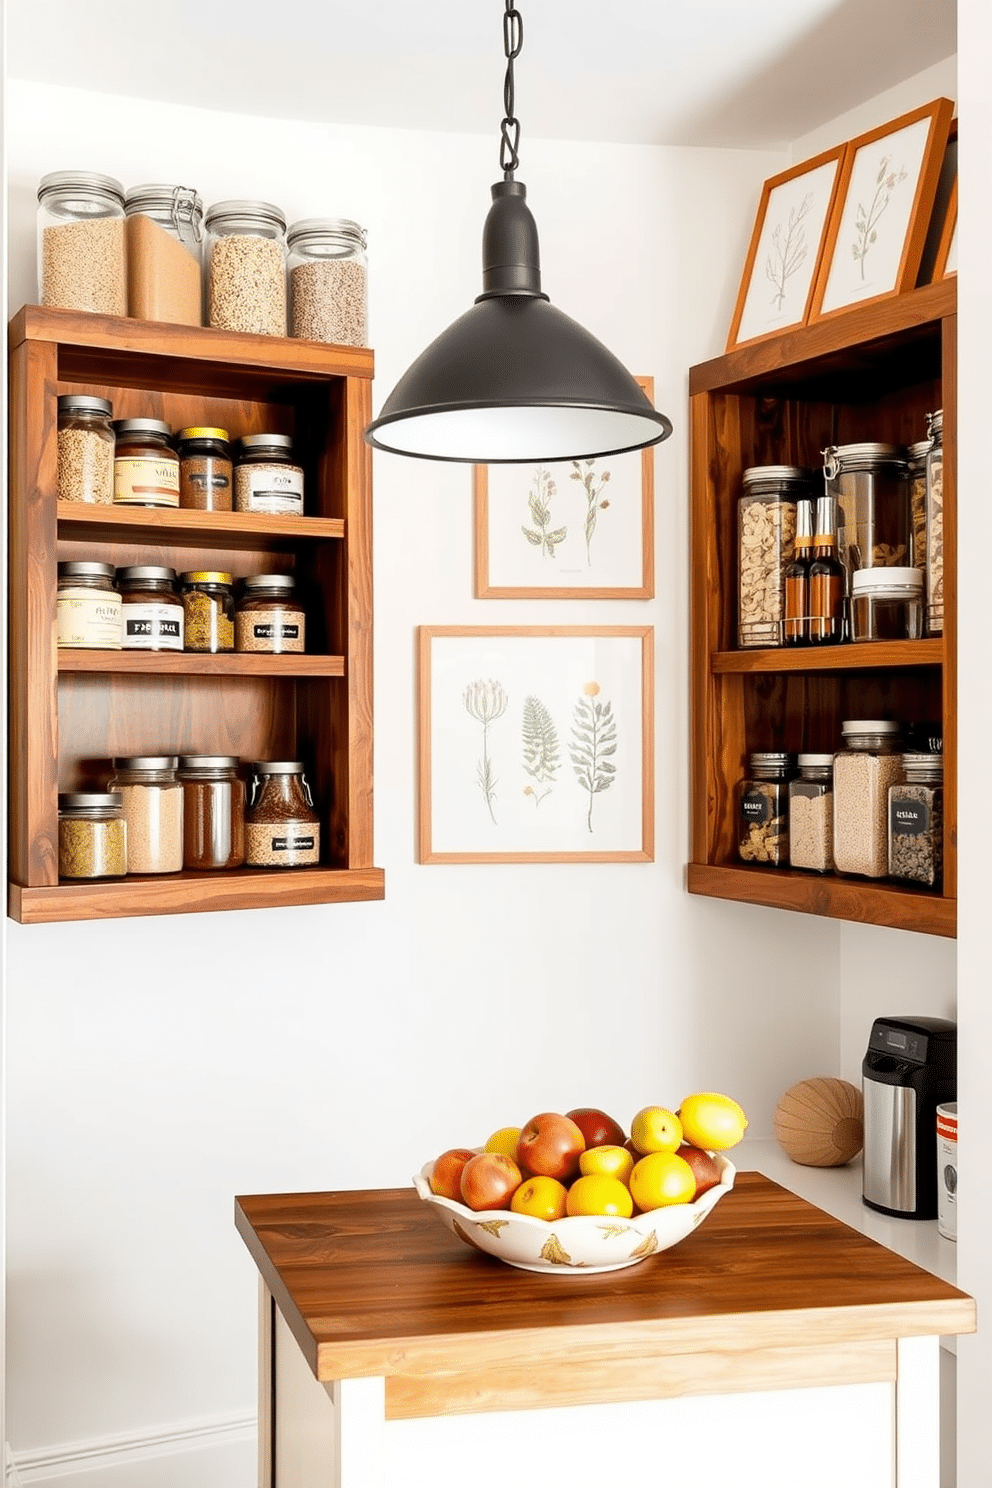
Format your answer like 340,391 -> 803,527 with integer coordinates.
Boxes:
579,1144 -> 634,1184
485,1125 -> 522,1158
629,1152 -> 696,1210
630,1105 -> 683,1155
510,1175 -> 568,1221
565,1174 -> 634,1218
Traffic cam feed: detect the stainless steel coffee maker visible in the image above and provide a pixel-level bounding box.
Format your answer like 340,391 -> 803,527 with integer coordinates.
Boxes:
862,1015 -> 957,1220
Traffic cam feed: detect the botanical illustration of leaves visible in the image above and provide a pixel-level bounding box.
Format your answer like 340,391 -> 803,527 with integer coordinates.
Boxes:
521,526 -> 543,546
568,688 -> 619,831
521,695 -> 560,783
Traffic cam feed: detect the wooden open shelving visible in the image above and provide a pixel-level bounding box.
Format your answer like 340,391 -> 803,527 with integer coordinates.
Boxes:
7,305 -> 384,923
688,279 -> 956,938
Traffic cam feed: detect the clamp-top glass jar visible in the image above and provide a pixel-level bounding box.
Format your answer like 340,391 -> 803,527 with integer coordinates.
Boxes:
204,199 -> 287,335
833,720 -> 903,879
245,762 -> 320,868
737,751 -> 794,866
822,443 -> 909,594
37,170 -> 127,315
737,467 -> 812,648
287,218 -> 368,346
124,183 -> 203,325
57,394 -> 115,504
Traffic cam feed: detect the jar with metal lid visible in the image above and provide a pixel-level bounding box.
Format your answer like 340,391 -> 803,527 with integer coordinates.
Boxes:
58,792 -> 127,880
889,753 -> 943,888
234,434 -> 304,516
737,751 -> 793,866
822,443 -> 909,595
57,394 -> 115,504
287,218 -> 368,346
176,427 -> 233,511
180,571 -> 235,653
245,762 -> 320,867
57,561 -> 121,649
905,438 -> 931,575
788,754 -> 834,873
178,756 -> 246,870
850,567 -> 923,642
112,418 -> 180,507
925,410 -> 944,636
833,720 -> 903,878
37,170 -> 127,315
124,183 -> 203,325
108,756 -> 183,874
235,574 -> 305,653
738,467 -> 812,648
117,565 -> 184,651
204,199 -> 287,336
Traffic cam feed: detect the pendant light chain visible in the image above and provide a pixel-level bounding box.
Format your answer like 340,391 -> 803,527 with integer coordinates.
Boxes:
500,2 -> 523,179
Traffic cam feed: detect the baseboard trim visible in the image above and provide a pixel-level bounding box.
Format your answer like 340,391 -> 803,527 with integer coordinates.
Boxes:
8,1412 -> 255,1483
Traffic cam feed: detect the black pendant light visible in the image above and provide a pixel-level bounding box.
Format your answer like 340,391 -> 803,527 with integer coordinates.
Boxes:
365,3 -> 673,464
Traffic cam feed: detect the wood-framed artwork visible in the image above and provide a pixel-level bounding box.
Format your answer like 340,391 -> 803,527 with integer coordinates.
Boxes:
473,378 -> 655,599
809,97 -> 955,321
933,175 -> 958,280
725,146 -> 845,351
418,625 -> 654,863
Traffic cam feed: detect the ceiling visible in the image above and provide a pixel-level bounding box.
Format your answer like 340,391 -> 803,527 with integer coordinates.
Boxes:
6,0 -> 955,150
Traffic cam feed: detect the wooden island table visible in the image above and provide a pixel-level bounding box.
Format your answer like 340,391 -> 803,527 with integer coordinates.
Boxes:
236,1172 -> 975,1488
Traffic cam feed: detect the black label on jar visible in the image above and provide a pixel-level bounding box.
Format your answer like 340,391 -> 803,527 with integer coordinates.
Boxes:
273,835 -> 315,851
891,799 -> 929,836
740,790 -> 772,824
126,617 -> 182,639
252,622 -> 300,640
188,472 -> 231,491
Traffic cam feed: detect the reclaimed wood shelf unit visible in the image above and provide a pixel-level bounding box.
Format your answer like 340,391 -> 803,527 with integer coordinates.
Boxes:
688,279 -> 956,938
8,305 -> 384,923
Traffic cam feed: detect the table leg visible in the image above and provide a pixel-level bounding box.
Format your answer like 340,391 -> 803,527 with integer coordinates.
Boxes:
895,1336 -> 941,1488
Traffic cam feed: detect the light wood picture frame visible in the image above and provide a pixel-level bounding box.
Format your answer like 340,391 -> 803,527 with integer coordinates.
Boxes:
726,147 -> 845,351
418,625 -> 654,863
933,175 -> 958,280
474,378 -> 655,599
810,97 -> 954,321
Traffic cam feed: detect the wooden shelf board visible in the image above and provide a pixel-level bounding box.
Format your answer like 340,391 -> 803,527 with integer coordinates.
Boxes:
57,504 -> 344,549
9,866 -> 386,924
57,652 -> 345,678
686,862 -> 955,939
713,640 -> 944,674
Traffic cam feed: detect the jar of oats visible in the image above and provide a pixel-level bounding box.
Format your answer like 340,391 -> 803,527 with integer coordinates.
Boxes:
58,792 -> 127,880
57,395 -> 115,504
737,751 -> 794,866
245,762 -> 320,868
737,467 -> 812,648
235,574 -> 305,653
287,218 -> 368,346
233,434 -> 304,515
204,199 -> 287,336
108,755 -> 184,874
179,571 -> 235,653
833,720 -> 902,878
37,170 -> 127,316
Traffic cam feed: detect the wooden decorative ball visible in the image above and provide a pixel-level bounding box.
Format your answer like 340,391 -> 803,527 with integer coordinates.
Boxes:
774,1077 -> 864,1167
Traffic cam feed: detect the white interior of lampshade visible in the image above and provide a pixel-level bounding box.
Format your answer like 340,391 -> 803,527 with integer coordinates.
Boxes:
367,405 -> 670,462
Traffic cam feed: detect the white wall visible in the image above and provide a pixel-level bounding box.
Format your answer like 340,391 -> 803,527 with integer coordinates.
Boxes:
4,81 -> 851,1482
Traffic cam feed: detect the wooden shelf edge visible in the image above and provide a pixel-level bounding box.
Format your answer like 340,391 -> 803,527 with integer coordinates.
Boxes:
58,652 -> 346,677
712,640 -> 944,674
57,505 -> 345,545
8,867 -> 386,924
685,863 -> 956,939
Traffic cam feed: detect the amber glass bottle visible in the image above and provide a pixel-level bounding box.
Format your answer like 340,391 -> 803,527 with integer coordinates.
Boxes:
783,498 -> 815,645
809,495 -> 844,645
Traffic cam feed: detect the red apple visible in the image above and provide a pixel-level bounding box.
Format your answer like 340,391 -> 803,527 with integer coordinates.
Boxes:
516,1112 -> 586,1181
459,1152 -> 522,1211
429,1147 -> 476,1201
677,1143 -> 722,1199
566,1106 -> 626,1149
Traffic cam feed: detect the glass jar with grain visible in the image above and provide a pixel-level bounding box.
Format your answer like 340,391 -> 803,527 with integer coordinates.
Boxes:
245,762 -> 320,867
124,183 -> 203,325
888,752 -> 943,889
58,792 -> 127,880
178,755 -> 246,870
57,394 -> 115,504
233,434 -> 304,515
37,170 -> 127,316
176,427 -> 233,511
108,756 -> 184,874
112,418 -> 180,507
204,199 -> 287,336
235,574 -> 305,653
180,571 -> 235,653
57,561 -> 122,650
833,720 -> 903,878
737,751 -> 793,866
788,754 -> 834,873
287,218 -> 368,346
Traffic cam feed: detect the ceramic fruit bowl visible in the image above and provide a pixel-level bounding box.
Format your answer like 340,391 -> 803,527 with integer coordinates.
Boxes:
412,1154 -> 735,1274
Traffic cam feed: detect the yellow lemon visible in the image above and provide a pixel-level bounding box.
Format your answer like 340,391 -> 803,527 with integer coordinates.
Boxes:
485,1125 -> 522,1159
677,1093 -> 748,1151
630,1105 -> 683,1155
629,1152 -> 696,1210
511,1175 -> 568,1221
565,1174 -> 634,1218
579,1144 -> 634,1184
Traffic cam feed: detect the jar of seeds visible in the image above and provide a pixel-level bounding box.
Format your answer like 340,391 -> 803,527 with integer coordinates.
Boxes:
204,199 -> 287,336
737,467 -> 812,647
245,761 -> 320,868
925,410 -> 944,636
176,427 -> 233,511
57,395 -> 115,504
889,753 -> 943,888
178,755 -> 246,870
37,170 -> 127,316
180,571 -> 235,653
117,565 -> 184,651
233,434 -> 304,515
833,720 -> 902,878
108,755 -> 184,874
124,183 -> 203,325
737,751 -> 794,866
235,574 -> 305,653
58,792 -> 127,879
57,561 -> 122,649
788,754 -> 834,873
287,218 -> 368,346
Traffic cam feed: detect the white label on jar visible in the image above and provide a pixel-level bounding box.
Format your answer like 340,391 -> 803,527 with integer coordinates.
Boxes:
114,456 -> 181,507
57,590 -> 122,649
122,602 -> 185,651
239,465 -> 304,515
245,821 -> 319,866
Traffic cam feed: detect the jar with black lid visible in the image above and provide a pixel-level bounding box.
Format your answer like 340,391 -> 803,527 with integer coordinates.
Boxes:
178,756 -> 246,870
112,418 -> 180,507
888,753 -> 943,888
236,574 -> 305,653
737,751 -> 794,866
57,394 -> 115,504
245,762 -> 320,867
233,434 -> 304,516
180,571 -> 235,653
124,183 -> 203,325
204,199 -> 287,335
58,792 -> 127,879
176,427 -> 233,511
37,170 -> 127,315
738,467 -> 811,648
117,565 -> 184,651
57,561 -> 122,649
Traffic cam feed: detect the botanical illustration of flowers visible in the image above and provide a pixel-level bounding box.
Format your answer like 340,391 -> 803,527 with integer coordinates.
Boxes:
463,679 -> 508,824
852,154 -> 908,280
569,681 -> 617,832
520,466 -> 567,558
570,460 -> 611,566
765,192 -> 812,310
521,694 -> 560,807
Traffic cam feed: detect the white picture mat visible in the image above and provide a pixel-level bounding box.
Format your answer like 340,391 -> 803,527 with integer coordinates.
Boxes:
736,160 -> 839,342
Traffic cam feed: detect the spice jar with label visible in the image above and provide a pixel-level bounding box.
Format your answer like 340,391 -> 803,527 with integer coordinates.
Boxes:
233,434 -> 304,515
117,565 -> 184,651
112,418 -> 180,508
287,218 -> 368,346
245,761 -> 320,867
822,443 -> 909,595
889,753 -> 943,888
204,199 -> 287,335
57,394 -> 115,504
833,720 -> 902,878
235,574 -> 306,653
58,792 -> 127,880
178,756 -> 246,870
925,410 -> 944,636
37,170 -> 127,316
737,467 -> 811,648
850,567 -> 924,642
737,751 -> 793,866
108,756 -> 184,874
180,571 -> 235,653
124,183 -> 203,325
57,561 -> 122,649
788,754 -> 834,873
176,427 -> 233,511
